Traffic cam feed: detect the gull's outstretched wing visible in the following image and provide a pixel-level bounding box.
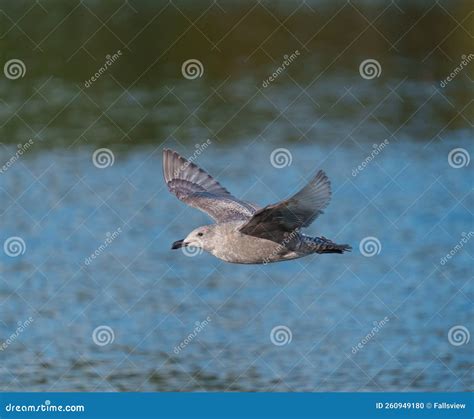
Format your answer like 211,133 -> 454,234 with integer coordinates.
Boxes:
239,170 -> 331,242
163,149 -> 259,223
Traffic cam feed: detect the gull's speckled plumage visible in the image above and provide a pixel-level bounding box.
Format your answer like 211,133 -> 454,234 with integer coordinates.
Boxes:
163,149 -> 351,264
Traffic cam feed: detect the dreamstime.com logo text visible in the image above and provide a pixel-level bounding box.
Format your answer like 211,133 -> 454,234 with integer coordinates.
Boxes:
351,317 -> 390,355
84,50 -> 122,88
173,316 -> 211,354
0,139 -> 35,174
4,400 -> 85,413
352,139 -> 389,177
263,230 -> 300,264
0,317 -> 34,351
262,50 -> 300,88
173,140 -> 212,178
84,228 -> 122,265
440,54 -> 474,88
440,231 -> 473,266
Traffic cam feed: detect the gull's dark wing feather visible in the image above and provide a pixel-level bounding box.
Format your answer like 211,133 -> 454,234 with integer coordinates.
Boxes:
163,149 -> 259,223
239,170 -> 331,242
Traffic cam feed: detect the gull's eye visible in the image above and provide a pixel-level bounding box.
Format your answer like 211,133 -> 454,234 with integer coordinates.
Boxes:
197,232 -> 204,237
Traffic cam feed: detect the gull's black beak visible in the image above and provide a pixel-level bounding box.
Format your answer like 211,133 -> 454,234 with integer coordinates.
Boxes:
171,239 -> 185,250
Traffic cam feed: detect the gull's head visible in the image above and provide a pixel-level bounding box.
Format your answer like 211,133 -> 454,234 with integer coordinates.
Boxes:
171,225 -> 216,252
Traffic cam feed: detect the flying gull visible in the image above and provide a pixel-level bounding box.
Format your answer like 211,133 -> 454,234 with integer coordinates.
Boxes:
163,149 -> 351,264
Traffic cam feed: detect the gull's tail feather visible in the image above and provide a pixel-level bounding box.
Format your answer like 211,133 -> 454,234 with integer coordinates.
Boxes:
303,236 -> 352,254
316,242 -> 352,254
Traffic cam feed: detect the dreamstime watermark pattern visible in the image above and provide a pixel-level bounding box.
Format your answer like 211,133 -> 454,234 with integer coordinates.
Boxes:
262,50 -> 300,88
3,236 -> 26,257
92,148 -> 115,168
173,140 -> 212,177
351,317 -> 390,355
359,59 -> 381,79
0,317 -> 34,352
173,316 -> 212,354
263,230 -> 300,265
84,50 -> 122,88
270,325 -> 292,346
181,59 -> 204,80
0,139 -> 35,174
181,238 -> 204,257
3,59 -> 26,80
447,325 -> 470,346
352,139 -> 389,177
359,236 -> 381,257
84,228 -> 122,266
448,148 -> 470,168
92,325 -> 115,346
440,231 -> 473,266
270,148 -> 292,168
440,54 -> 474,88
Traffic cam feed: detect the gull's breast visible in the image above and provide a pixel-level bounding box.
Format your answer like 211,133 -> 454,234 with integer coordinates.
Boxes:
211,226 -> 301,264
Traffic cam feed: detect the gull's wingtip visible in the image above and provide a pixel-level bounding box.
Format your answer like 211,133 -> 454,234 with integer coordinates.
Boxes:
162,149 -> 176,184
